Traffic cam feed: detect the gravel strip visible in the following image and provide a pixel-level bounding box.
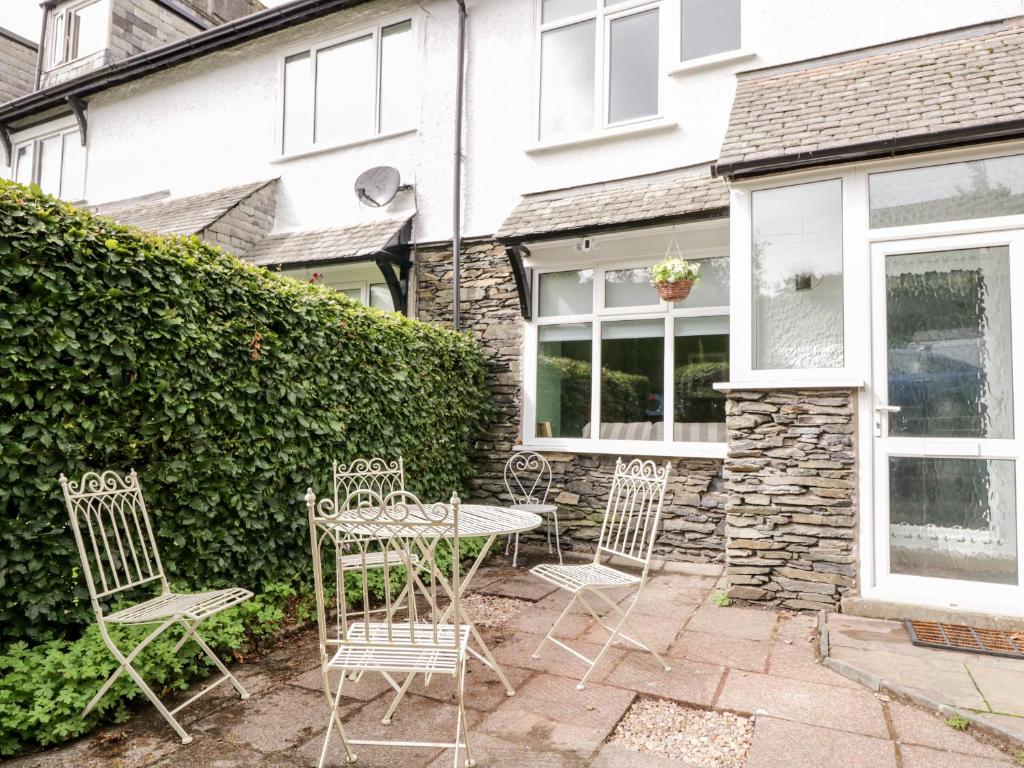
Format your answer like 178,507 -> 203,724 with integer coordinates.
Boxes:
461,593 -> 530,628
609,698 -> 753,768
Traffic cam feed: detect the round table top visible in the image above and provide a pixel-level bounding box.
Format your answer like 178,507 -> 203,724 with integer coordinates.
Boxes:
323,503 -> 542,538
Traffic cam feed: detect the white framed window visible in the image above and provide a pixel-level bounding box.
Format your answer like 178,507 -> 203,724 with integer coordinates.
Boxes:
536,0 -> 662,142
281,266 -> 396,312
524,235 -> 729,457
680,0 -> 740,62
279,17 -> 416,156
47,0 -> 110,69
12,126 -> 86,201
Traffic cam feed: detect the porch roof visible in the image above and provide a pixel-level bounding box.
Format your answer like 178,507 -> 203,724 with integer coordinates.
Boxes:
715,17 -> 1024,180
94,180 -> 276,236
246,217 -> 413,267
496,165 -> 728,244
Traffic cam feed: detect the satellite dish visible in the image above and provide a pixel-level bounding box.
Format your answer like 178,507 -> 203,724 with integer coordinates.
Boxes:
354,166 -> 401,207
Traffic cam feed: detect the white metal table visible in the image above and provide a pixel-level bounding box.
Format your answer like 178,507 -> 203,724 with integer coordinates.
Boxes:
328,503 -> 541,722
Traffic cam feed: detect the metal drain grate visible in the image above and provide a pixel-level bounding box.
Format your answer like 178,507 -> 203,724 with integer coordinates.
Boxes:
906,620 -> 1024,659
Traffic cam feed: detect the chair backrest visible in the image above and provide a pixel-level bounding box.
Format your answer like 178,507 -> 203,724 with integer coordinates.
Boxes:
333,457 -> 405,511
306,486 -> 461,654
504,451 -> 552,507
60,469 -> 167,608
595,459 -> 671,572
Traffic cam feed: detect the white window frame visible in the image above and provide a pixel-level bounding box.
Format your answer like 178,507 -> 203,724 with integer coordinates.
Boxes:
284,271 -> 395,311
11,122 -> 87,201
533,0 -> 665,144
522,242 -> 729,459
672,0 -> 750,72
46,0 -> 110,70
275,12 -> 418,159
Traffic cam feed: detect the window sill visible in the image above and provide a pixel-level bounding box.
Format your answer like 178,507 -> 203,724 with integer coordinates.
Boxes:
517,440 -> 727,460
668,49 -> 756,76
525,118 -> 678,155
273,127 -> 417,164
714,379 -> 865,392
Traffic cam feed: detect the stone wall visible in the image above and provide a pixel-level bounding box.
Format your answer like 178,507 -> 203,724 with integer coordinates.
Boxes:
414,239 -> 728,563
723,388 -> 858,611
201,180 -> 278,258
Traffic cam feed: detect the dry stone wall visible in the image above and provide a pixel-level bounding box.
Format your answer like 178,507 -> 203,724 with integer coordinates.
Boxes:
723,388 -> 858,611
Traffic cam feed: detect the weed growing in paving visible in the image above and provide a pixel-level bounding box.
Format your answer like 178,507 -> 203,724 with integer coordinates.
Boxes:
944,714 -> 970,731
712,591 -> 732,608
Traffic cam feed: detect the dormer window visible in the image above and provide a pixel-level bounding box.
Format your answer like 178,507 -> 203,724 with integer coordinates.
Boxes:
48,0 -> 110,69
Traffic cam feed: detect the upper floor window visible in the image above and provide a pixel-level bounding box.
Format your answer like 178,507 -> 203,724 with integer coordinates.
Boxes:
281,19 -> 415,156
48,0 -> 109,69
538,0 -> 661,141
680,0 -> 741,61
13,127 -> 86,201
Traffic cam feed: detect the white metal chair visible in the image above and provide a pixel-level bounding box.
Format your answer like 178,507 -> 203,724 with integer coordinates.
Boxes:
306,487 -> 474,768
529,458 -> 672,690
60,469 -> 252,744
504,450 -> 561,567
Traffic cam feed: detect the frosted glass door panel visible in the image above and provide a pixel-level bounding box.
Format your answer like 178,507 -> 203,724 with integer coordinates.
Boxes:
886,247 -> 1014,439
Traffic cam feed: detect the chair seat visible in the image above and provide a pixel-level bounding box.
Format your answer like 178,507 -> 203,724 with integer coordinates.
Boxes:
105,587 -> 253,625
530,562 -> 640,593
338,550 -> 420,569
327,622 -> 471,674
511,503 -> 558,515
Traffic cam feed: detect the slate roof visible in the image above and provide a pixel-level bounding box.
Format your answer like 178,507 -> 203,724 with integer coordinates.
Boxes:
98,180 -> 276,236
716,18 -> 1024,179
246,217 -> 413,267
496,165 -> 728,242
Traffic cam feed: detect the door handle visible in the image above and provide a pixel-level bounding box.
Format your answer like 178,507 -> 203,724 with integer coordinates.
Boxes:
875,405 -> 902,413
874,404 -> 901,436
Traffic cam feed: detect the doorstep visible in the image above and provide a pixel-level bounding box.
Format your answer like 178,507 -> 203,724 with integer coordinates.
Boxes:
842,597 -> 1024,632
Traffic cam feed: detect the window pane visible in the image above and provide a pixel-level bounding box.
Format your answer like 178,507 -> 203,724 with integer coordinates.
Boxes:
752,179 -> 844,369
887,247 -> 1013,439
50,13 -> 66,66
316,35 -> 376,145
14,143 -> 34,185
379,21 -> 414,134
869,154 -> 1024,228
540,20 -> 595,139
542,0 -> 595,23
538,269 -> 594,316
73,0 -> 108,59
605,267 -> 658,308
369,283 -> 395,311
600,319 -> 664,441
282,53 -> 311,154
537,323 -> 592,438
674,316 -> 728,443
60,132 -> 85,200
608,8 -> 659,124
340,287 -> 362,302
683,256 -> 729,308
682,0 -> 741,60
37,135 -> 63,196
890,457 -> 1017,585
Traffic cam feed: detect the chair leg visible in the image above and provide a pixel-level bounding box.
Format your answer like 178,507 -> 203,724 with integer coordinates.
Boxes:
552,510 -> 563,565
511,533 -> 520,568
454,657 -> 474,768
177,619 -> 250,700
546,518 -> 552,554
504,534 -> 512,557
319,668 -> 357,767
531,591 -> 578,660
589,589 -> 672,672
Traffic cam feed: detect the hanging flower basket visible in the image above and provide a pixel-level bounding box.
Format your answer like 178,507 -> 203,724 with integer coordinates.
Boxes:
650,254 -> 701,303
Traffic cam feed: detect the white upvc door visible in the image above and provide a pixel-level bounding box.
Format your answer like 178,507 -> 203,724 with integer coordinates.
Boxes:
870,230 -> 1024,616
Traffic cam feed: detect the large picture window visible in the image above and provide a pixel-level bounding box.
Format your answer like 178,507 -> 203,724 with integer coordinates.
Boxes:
530,252 -> 729,452
538,0 -> 661,141
13,127 -> 85,201
281,19 -> 414,155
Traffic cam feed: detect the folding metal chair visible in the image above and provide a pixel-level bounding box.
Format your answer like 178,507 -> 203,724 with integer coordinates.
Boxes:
529,458 -> 672,690
60,469 -> 252,744
306,487 -> 474,768
503,450 -> 562,567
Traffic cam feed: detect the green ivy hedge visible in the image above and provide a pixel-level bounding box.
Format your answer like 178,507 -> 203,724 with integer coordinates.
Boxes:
0,180 -> 493,645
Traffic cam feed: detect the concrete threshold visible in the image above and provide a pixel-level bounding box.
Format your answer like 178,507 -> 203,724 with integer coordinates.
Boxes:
842,597 -> 1024,632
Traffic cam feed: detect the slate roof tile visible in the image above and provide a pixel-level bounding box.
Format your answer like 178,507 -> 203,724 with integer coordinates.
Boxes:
246,217 -> 412,267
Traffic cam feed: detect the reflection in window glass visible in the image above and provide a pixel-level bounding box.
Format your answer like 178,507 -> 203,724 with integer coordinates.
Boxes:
37,135 -> 62,196
316,36 -> 375,145
600,319 -> 664,441
542,0 -> 594,23
14,143 -> 34,185
538,269 -> 594,316
282,53 -> 311,154
608,9 -> 659,124
72,0 -> 109,59
682,257 -> 730,308
604,267 -> 658,308
752,179 -> 843,369
869,154 -> 1024,228
340,287 -> 362,301
674,316 -> 728,443
61,133 -> 85,201
379,21 -> 414,134
681,0 -> 741,60
540,20 -> 595,139
369,283 -> 395,311
537,323 -> 593,438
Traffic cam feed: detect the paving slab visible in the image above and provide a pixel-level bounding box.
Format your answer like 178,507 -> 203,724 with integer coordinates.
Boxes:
768,636 -> 861,689
285,666 -> 394,702
471,567 -> 560,602
899,744 -> 1014,767
152,739 -> 300,767
716,670 -> 890,738
887,701 -> 1010,760
685,605 -> 778,642
668,629 -> 770,673
490,631 -> 626,683
745,716 -> 897,768
424,732 -> 586,768
603,651 -> 725,707
398,659 -> 533,711
964,662 -> 1024,716
591,743 -> 699,768
578,610 -> 687,654
502,605 -> 594,639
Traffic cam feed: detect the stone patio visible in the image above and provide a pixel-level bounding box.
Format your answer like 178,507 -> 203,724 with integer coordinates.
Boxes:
7,555 -> 1023,768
